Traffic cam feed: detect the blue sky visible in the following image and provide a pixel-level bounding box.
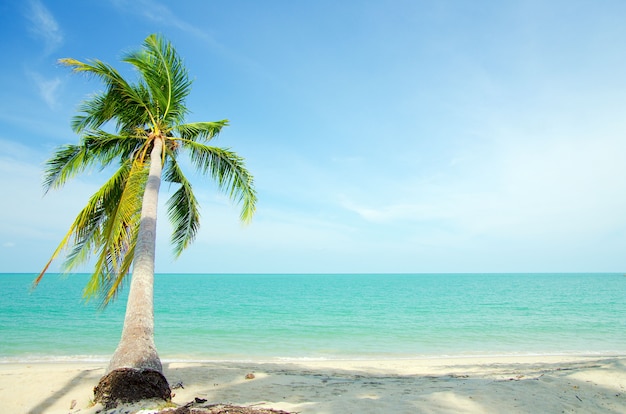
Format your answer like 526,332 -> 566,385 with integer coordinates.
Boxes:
2,0 -> 626,274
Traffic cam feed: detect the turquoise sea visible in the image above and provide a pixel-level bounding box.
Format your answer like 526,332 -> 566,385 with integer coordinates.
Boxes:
0,273 -> 625,362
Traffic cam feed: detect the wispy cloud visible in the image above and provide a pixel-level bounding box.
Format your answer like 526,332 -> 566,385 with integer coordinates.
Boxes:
109,0 -> 217,45
339,129 -> 626,245
107,0 -> 263,72
29,71 -> 61,108
0,139 -> 100,271
25,0 -> 63,54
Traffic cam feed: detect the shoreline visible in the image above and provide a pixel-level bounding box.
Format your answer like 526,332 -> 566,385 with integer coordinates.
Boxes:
1,355 -> 624,413
1,350 -> 624,364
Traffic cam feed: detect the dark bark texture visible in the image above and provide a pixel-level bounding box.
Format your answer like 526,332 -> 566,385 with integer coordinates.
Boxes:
94,367 -> 171,409
157,403 -> 293,414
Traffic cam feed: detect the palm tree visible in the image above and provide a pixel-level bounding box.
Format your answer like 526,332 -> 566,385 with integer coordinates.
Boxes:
33,34 -> 256,407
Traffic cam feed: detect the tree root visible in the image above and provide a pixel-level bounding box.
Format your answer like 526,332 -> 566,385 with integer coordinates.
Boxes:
94,368 -> 171,409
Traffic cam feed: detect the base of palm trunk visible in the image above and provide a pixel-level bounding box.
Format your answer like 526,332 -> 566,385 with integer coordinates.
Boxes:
93,367 -> 171,409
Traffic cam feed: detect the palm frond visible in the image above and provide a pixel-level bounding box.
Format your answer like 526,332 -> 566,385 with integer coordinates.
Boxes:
175,121 -> 228,143
123,34 -> 192,126
97,159 -> 147,304
59,58 -> 157,132
71,91 -> 115,132
163,157 -> 200,256
60,160 -> 134,272
40,34 -> 257,308
80,129 -> 147,167
100,231 -> 137,307
35,162 -> 131,287
42,144 -> 89,192
185,141 -> 257,222
32,224 -> 79,289
81,159 -> 148,304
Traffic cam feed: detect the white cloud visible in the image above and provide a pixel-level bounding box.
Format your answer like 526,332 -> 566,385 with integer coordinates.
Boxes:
107,0 -> 261,72
26,0 -> 63,54
30,71 -> 61,108
339,130 -> 626,248
0,140 -> 100,271
109,0 -> 215,44
488,134 -> 626,237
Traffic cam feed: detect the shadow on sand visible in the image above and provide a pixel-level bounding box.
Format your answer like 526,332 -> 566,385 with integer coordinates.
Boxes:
161,357 -> 626,414
28,368 -> 98,414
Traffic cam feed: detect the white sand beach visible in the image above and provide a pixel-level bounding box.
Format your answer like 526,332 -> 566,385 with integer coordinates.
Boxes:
1,355 -> 624,413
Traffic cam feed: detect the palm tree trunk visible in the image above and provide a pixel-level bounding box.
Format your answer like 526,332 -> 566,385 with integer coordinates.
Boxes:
94,137 -> 170,407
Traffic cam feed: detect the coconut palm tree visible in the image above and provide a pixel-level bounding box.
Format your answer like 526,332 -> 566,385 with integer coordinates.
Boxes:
33,34 -> 256,407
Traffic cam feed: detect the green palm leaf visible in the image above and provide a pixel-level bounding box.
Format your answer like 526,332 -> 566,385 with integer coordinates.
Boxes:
184,140 -> 257,222
86,159 -> 147,306
175,121 -> 228,142
59,58 -> 157,132
163,158 -> 200,257
38,33 -> 256,307
42,144 -> 89,192
123,34 -> 191,125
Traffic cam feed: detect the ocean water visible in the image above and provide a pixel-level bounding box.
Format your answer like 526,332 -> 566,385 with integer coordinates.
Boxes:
0,273 -> 625,362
